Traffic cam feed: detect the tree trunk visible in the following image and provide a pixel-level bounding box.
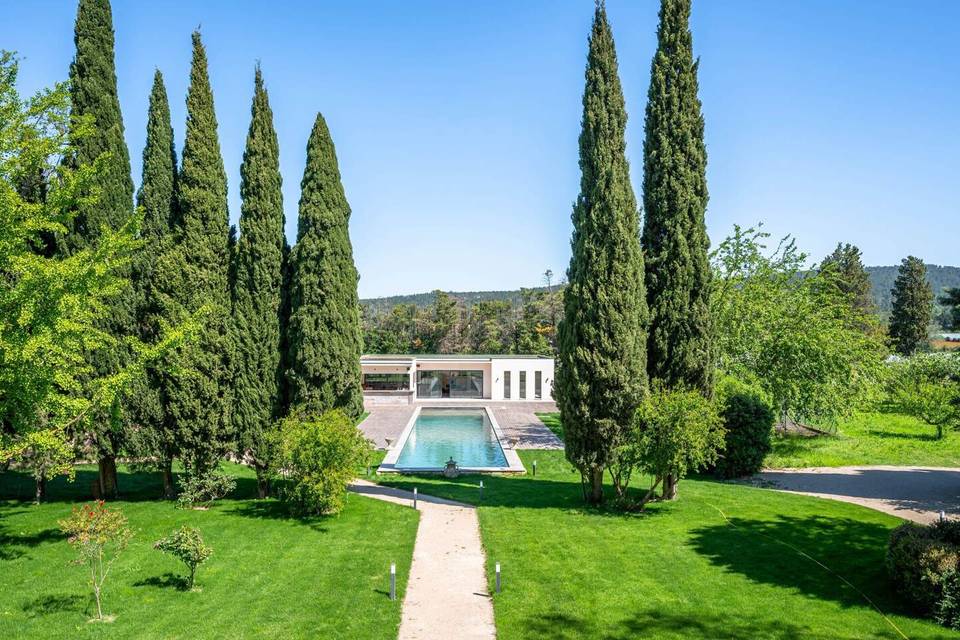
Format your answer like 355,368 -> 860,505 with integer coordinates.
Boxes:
662,472 -> 677,501
588,466 -> 604,505
98,455 -> 118,499
256,466 -> 270,499
35,475 -> 46,504
161,458 -> 176,500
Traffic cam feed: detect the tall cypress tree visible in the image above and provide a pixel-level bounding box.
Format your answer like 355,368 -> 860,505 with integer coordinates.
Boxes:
641,0 -> 713,408
555,3 -> 647,505
160,31 -> 234,477
889,256 -> 933,356
285,114 -> 363,420
232,67 -> 285,497
129,69 -> 179,498
66,0 -> 135,498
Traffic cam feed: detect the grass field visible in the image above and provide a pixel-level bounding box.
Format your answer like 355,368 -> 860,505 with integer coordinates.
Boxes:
378,450 -> 953,640
0,463 -> 417,639
767,411 -> 960,468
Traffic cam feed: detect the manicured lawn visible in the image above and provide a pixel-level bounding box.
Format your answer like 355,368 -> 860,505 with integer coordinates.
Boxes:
378,450 -> 954,639
767,411 -> 960,468
0,463 -> 417,639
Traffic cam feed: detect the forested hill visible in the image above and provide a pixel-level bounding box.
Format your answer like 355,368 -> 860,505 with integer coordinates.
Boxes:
361,265 -> 960,314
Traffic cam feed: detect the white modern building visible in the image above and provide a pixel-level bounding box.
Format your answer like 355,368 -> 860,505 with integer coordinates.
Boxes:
361,354 -> 554,405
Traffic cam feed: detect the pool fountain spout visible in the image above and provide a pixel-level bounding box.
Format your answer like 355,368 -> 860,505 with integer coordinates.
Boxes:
444,457 -> 460,478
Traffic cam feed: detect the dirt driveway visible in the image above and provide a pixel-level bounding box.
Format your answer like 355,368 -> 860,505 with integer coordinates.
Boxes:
754,466 -> 960,524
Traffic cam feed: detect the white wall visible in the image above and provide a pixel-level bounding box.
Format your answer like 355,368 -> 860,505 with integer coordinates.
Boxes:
490,358 -> 554,401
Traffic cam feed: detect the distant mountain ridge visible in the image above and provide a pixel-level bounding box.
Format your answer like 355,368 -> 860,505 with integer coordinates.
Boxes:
362,266 -> 960,314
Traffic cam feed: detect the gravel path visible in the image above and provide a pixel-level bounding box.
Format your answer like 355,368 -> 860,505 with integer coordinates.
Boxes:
753,466 -> 960,524
348,480 -> 496,640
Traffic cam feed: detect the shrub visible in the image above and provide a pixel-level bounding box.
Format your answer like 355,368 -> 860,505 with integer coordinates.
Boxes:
176,468 -> 236,510
937,569 -> 960,630
612,387 -> 724,508
273,410 -> 373,516
713,376 -> 776,478
154,526 -> 212,590
887,520 -> 960,614
58,501 -> 133,621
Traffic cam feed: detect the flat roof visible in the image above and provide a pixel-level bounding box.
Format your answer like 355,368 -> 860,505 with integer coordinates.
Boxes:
361,354 -> 552,360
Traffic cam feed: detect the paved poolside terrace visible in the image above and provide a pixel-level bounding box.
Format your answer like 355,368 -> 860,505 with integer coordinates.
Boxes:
360,400 -> 563,451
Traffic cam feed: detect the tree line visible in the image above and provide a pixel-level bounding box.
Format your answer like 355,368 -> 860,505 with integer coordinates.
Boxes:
1,0 -> 365,502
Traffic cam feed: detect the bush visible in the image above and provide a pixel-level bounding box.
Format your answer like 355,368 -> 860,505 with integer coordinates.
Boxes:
154,526 -> 212,590
937,569 -> 960,630
273,410 -> 373,516
714,376 -> 776,478
887,520 -> 960,615
58,501 -> 133,621
176,468 -> 236,509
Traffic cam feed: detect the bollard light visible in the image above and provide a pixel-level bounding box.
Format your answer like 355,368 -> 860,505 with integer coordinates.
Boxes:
495,562 -> 501,593
413,487 -> 418,510
533,460 -> 537,477
390,563 -> 396,601
479,480 -> 484,501
941,510 -> 947,523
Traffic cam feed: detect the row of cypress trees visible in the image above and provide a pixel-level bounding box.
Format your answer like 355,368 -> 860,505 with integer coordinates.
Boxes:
67,0 -> 364,498
557,0 -> 712,504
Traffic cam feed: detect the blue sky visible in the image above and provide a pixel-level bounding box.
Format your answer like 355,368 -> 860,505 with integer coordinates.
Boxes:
4,1 -> 958,297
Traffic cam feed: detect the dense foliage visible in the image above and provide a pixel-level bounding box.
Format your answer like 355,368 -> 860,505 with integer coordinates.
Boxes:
272,411 -> 372,515
641,0 -> 712,400
613,387 -> 723,509
154,525 -> 212,589
818,243 -> 875,315
711,226 -> 887,427
285,114 -> 363,419
889,256 -> 934,356
159,32 -> 235,480
231,67 -> 286,497
713,375 -> 775,478
887,520 -> 960,621
556,3 -> 648,505
888,354 -> 960,439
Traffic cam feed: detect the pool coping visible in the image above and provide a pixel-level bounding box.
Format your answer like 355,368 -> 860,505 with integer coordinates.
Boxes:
378,405 -> 526,474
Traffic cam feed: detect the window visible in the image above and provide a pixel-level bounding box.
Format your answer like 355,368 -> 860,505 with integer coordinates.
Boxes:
504,371 -> 511,399
362,373 -> 409,391
417,370 -> 484,399
519,371 -> 527,399
535,371 -> 542,399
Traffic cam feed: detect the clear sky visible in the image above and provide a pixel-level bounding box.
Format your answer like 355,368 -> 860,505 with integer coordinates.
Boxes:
4,1 -> 958,297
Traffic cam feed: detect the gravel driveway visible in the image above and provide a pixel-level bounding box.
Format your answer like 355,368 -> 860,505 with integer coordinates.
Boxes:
754,466 -> 960,524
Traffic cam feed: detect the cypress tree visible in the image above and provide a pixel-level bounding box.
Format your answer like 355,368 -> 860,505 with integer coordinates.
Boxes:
160,32 -> 234,477
641,0 -> 713,408
285,114 -> 364,420
555,3 -> 648,505
889,256 -> 933,356
232,67 -> 285,497
129,69 -> 179,498
66,0 -> 136,497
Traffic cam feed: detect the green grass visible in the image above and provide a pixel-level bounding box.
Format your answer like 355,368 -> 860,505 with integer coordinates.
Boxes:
378,451 -> 954,639
0,462 -> 417,639
767,411 -> 960,468
536,412 -> 563,440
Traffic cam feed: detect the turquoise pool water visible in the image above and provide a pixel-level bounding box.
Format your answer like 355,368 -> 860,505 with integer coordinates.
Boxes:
395,408 -> 508,469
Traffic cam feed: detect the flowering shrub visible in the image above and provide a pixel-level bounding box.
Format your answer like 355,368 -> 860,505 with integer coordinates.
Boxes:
58,501 -> 132,621
154,526 -> 212,590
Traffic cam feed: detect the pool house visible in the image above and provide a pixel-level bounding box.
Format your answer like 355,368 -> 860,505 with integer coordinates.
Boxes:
361,354 -> 554,405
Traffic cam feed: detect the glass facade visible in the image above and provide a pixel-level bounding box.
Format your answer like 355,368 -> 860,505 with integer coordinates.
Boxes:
535,371 -> 542,399
503,371 -> 511,399
362,372 -> 410,391
417,370 -> 484,399
519,371 -> 527,399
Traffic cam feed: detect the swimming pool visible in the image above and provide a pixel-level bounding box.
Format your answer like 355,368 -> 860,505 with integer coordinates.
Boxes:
379,407 -> 524,473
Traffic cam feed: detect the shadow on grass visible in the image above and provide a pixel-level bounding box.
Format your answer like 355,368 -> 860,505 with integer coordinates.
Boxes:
133,572 -> 190,591
520,609 -> 868,640
0,526 -> 63,561
688,513 -> 911,615
21,594 -> 87,618
865,429 -> 939,442
224,498 -> 330,532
